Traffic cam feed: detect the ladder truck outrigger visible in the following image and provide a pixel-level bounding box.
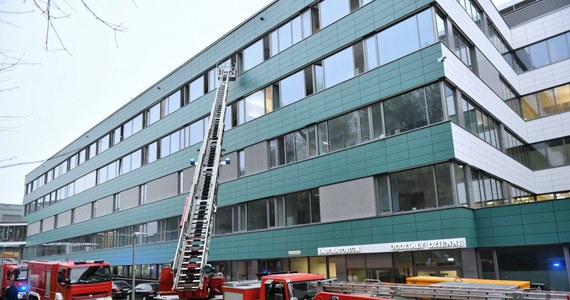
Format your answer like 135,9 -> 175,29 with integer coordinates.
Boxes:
158,65 -> 236,300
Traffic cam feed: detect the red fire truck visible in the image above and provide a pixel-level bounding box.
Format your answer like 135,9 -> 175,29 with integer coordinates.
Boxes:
1,261 -> 28,300
27,260 -> 112,300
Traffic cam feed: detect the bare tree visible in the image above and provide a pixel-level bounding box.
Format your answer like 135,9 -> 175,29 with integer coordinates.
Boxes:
30,0 -> 129,53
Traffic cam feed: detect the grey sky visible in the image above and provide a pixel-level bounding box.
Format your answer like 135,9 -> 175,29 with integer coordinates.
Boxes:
0,1 -> 272,205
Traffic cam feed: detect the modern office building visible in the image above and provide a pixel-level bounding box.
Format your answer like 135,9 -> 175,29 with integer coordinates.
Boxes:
0,203 -> 26,260
22,0 -> 570,290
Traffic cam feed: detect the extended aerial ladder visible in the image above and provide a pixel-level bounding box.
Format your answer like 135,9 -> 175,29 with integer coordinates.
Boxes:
167,65 -> 236,298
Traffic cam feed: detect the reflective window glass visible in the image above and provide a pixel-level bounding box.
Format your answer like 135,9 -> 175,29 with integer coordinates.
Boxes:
270,30 -> 279,56
371,102 -> 383,138
377,175 -> 390,213
170,131 -> 181,153
190,76 -> 205,102
319,0 -> 350,29
278,21 -> 293,52
364,36 -> 379,70
245,90 -> 265,121
548,34 -> 570,63
243,39 -> 264,71
417,9 -> 436,47
280,71 -> 306,106
295,130 -> 309,161
131,113 -> 142,133
530,142 -> 548,170
529,41 -> 550,68
285,191 -> 311,225
328,111 -> 359,151
435,163 -> 454,207
131,149 -> 142,170
521,94 -> 540,120
537,90 -> 557,116
147,103 -> 160,126
291,15 -> 303,44
160,136 -> 171,158
301,10 -> 312,39
546,139 -> 567,167
285,133 -> 295,164
426,83 -> 443,123
555,85 -> 570,113
190,119 -> 204,146
384,89 -> 427,135
216,206 -> 233,234
147,142 -> 158,164
323,47 -> 354,88
391,165 -> 437,212
378,16 -> 419,65
167,91 -> 181,114
247,200 -> 268,230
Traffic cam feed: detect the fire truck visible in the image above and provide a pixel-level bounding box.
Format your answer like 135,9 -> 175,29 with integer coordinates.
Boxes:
27,260 -> 112,300
0,261 -> 28,300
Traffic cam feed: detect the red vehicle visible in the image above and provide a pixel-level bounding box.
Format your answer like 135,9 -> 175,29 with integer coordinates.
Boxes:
1,261 -> 28,300
27,260 -> 112,300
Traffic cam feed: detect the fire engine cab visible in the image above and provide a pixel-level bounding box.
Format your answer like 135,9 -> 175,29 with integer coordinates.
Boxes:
27,260 -> 112,300
1,261 -> 28,300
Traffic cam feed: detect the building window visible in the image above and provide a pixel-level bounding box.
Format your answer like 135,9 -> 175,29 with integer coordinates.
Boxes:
238,150 -> 245,176
190,76 -> 205,102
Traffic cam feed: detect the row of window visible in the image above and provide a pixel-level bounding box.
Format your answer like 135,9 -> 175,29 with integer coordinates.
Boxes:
25,118 -> 208,215
239,0 -> 373,72
504,130 -> 570,171
25,0 -> 375,196
216,189 -> 320,234
228,8 -> 438,129
511,82 -> 570,121
0,225 -> 27,242
25,153 -> 570,259
505,31 -> 570,74
26,216 -> 180,257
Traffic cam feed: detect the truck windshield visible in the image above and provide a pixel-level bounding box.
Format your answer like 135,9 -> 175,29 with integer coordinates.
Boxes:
69,265 -> 111,284
290,281 -> 319,300
16,269 -> 28,281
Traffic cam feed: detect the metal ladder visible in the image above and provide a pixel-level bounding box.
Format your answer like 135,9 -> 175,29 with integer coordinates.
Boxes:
318,281 -> 570,300
172,66 -> 235,292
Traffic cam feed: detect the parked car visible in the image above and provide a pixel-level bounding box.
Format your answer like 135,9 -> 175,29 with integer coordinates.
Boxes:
112,280 -> 131,299
133,283 -> 159,300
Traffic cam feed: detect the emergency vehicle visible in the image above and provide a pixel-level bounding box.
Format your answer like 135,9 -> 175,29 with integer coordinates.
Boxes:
0,261 -> 28,300
27,260 -> 112,300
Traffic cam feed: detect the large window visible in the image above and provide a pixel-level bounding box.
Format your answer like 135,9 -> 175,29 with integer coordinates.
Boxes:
242,39 -> 265,71
323,47 -> 354,88
319,0 -> 350,29
280,71 -> 306,106
378,9 -> 435,65
377,162 -> 471,213
508,32 -> 570,73
521,83 -> 570,120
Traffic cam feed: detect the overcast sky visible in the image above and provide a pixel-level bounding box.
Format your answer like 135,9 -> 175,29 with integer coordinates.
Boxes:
0,0 -> 272,205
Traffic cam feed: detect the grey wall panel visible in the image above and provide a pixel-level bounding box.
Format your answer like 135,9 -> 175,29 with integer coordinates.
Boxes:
365,253 -> 393,268
96,196 -> 114,217
74,203 -> 92,223
182,167 -> 196,193
148,173 -> 179,203
43,216 -> 55,231
58,210 -> 72,228
346,254 -> 366,268
475,48 -> 502,98
320,177 -> 377,222
28,221 -> 40,236
120,186 -> 140,210
219,152 -> 238,183
245,142 -> 268,175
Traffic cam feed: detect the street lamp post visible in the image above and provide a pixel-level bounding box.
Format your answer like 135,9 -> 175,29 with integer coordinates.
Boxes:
132,232 -> 148,300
